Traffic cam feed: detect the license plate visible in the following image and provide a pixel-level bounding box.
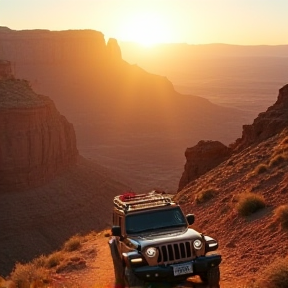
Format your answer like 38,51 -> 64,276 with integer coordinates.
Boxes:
173,263 -> 193,276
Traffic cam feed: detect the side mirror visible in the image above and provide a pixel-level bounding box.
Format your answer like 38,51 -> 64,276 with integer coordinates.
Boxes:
111,226 -> 122,237
186,214 -> 195,225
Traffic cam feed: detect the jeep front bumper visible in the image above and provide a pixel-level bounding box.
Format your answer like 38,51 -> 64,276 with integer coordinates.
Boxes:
131,254 -> 221,282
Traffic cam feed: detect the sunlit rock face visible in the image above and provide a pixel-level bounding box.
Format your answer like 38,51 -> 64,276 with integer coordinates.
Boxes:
0,61 -> 78,192
232,84 -> 288,152
178,140 -> 232,191
178,84 -> 288,190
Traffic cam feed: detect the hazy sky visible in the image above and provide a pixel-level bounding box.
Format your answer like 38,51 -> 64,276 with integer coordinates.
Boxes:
1,0 -> 288,45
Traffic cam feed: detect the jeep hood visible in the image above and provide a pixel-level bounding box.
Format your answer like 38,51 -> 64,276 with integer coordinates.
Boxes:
127,228 -> 202,249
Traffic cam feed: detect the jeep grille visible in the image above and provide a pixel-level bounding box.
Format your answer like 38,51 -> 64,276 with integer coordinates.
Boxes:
157,241 -> 194,264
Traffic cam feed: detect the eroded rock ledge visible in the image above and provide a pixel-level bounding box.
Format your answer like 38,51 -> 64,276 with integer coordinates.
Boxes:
0,61 -> 78,192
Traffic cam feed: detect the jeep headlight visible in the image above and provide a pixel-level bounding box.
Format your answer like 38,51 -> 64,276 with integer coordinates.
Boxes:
193,239 -> 203,250
145,247 -> 157,258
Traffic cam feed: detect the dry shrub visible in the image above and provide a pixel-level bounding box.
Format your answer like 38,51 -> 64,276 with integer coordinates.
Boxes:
195,188 -> 217,204
255,257 -> 288,288
10,262 -> 50,288
254,163 -> 268,174
274,205 -> 288,230
45,251 -> 63,268
236,192 -> 266,216
63,235 -> 82,252
269,154 -> 287,167
32,255 -> 47,268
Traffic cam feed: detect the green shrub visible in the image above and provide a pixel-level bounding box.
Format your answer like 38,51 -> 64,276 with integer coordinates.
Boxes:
255,257 -> 288,288
274,205 -> 288,230
195,188 -> 217,204
236,192 -> 266,216
254,163 -> 268,174
63,235 -> 82,252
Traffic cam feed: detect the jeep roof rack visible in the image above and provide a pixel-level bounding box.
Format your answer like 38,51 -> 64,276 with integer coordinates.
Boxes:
114,190 -> 174,213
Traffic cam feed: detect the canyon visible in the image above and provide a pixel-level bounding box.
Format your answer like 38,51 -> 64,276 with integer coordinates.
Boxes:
0,27 -> 248,193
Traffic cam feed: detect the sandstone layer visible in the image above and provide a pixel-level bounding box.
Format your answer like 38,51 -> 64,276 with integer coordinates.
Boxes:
0,61 -> 78,192
178,140 -> 232,190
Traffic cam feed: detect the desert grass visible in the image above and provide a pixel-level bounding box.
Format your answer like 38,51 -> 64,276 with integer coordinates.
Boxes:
253,163 -> 268,175
195,188 -> 217,204
254,256 -> 288,288
63,234 -> 82,252
274,204 -> 288,230
10,262 -> 51,288
236,192 -> 266,216
9,234 -> 86,287
269,153 -> 287,167
45,251 -> 64,268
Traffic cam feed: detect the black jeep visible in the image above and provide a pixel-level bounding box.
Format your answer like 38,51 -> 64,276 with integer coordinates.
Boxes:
108,191 -> 221,287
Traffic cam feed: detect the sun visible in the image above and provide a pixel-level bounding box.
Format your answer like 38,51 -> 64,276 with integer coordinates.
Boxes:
118,12 -> 171,47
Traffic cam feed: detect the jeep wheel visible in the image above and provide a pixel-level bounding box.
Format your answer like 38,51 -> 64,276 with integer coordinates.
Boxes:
109,238 -> 125,288
199,266 -> 220,288
124,267 -> 145,288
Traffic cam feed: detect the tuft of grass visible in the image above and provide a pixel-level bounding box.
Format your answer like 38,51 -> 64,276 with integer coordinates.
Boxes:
10,262 -> 51,287
236,192 -> 266,216
254,163 -> 268,174
63,234 -> 82,252
255,257 -> 288,288
195,188 -> 217,204
274,205 -> 288,230
269,154 -> 287,167
45,251 -> 63,268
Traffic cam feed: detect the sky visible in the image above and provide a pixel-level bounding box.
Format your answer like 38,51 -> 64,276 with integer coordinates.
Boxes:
1,0 -> 288,46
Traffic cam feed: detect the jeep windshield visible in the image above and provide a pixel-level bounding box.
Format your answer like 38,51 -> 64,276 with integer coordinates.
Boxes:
125,206 -> 187,234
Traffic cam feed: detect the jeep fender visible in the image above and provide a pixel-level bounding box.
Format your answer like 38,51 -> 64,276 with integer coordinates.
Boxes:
122,251 -> 142,268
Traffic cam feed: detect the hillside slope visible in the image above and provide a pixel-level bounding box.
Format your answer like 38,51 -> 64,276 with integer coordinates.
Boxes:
175,85 -> 288,284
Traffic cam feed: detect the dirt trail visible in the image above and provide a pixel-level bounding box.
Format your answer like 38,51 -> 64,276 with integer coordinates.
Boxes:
48,231 -> 241,288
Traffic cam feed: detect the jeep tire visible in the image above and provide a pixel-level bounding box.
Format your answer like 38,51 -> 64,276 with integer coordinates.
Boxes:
199,266 -> 220,288
124,267 -> 145,288
109,238 -> 125,288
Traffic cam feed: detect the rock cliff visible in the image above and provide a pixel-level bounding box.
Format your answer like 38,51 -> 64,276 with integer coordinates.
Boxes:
178,140 -> 232,190
0,61 -> 78,192
179,84 -> 288,190
0,27 -> 110,64
232,84 -> 288,151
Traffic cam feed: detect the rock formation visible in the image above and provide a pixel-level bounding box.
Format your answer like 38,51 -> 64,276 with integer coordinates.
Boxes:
178,84 -> 288,190
0,61 -> 78,192
0,27 -> 111,64
178,140 -> 232,190
232,84 -> 288,151
107,38 -> 122,61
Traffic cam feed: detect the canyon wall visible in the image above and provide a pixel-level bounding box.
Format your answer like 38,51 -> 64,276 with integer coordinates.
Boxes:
0,27 -> 109,64
0,61 -> 78,192
178,84 -> 288,190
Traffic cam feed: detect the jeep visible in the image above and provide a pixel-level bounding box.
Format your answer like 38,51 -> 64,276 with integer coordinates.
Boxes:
108,191 -> 221,287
